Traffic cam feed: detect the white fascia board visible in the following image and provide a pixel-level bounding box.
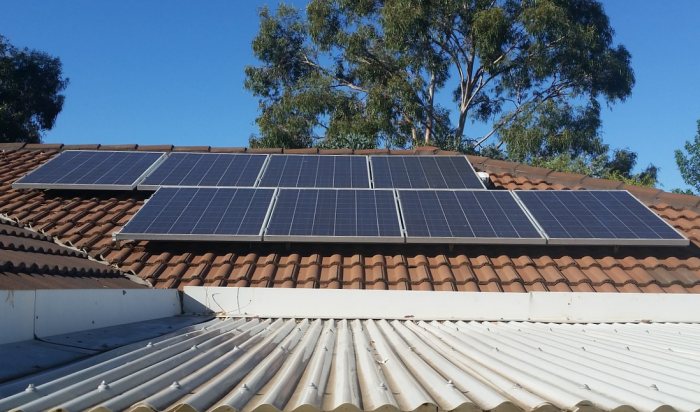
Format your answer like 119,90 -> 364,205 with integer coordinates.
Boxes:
183,286 -> 700,323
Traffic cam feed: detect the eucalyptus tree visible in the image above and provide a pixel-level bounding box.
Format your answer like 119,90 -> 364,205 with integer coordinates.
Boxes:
0,35 -> 68,143
675,120 -> 700,193
246,0 -> 633,159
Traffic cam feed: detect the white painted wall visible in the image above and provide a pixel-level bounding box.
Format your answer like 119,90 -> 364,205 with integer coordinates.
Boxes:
0,290 -> 35,344
183,286 -> 700,323
0,289 -> 181,344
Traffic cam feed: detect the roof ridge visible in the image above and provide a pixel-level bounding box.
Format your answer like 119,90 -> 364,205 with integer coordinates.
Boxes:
1,212 -> 151,287
3,142 -> 699,212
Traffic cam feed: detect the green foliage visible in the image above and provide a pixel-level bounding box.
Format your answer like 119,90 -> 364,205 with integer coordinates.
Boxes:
671,188 -> 695,195
0,35 -> 68,143
529,148 -> 658,187
315,132 -> 376,150
675,120 -> 700,193
246,0 -> 634,159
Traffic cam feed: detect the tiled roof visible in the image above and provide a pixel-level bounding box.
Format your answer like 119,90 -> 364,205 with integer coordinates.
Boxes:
1,143 -> 700,292
0,216 -> 147,289
1,317 -> 698,411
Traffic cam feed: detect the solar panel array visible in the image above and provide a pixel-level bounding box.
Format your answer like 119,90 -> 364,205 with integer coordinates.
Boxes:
138,153 -> 266,190
265,189 -> 402,242
14,150 -> 687,246
515,190 -> 688,246
259,155 -> 370,188
116,187 -> 275,241
371,156 -> 485,189
13,151 -> 165,190
399,190 -> 544,244
14,151 -> 484,191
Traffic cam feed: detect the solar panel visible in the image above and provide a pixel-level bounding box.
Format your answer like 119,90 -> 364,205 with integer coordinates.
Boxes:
115,187 -> 275,241
258,155 -> 370,188
371,156 -> 484,189
138,153 -> 267,190
398,190 -> 544,244
515,190 -> 689,246
264,189 -> 403,242
12,150 -> 165,190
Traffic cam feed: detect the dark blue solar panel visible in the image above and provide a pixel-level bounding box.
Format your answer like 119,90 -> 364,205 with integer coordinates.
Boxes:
371,156 -> 484,189
13,151 -> 164,190
117,187 -> 274,241
139,153 -> 267,189
265,189 -> 402,241
398,190 -> 544,243
515,190 -> 688,245
258,155 -> 369,188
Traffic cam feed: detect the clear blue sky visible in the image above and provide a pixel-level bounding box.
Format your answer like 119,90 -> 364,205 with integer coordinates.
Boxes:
2,1 -> 699,190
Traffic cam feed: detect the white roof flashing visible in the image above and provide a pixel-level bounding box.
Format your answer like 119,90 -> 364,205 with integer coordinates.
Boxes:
183,287 -> 700,324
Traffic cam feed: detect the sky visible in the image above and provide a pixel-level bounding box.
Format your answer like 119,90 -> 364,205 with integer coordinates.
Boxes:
1,1 -> 699,191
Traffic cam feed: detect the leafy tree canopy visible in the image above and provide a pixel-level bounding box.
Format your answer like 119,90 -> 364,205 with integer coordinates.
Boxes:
674,120 -> 700,194
531,147 -> 657,187
0,35 -> 68,143
246,0 -> 634,159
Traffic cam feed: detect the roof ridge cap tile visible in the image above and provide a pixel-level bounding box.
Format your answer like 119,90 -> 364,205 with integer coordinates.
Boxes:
24,143 -> 63,150
1,216 -> 142,282
0,142 -> 27,150
137,144 -> 174,152
172,146 -> 211,152
63,144 -> 101,150
9,143 -> 700,211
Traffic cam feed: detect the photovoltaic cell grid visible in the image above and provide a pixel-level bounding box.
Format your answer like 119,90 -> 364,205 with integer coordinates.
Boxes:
12,151 -> 164,190
258,155 -> 370,188
398,190 -> 545,244
116,187 -> 275,241
515,190 -> 689,246
371,156 -> 484,189
265,189 -> 402,241
139,153 -> 267,189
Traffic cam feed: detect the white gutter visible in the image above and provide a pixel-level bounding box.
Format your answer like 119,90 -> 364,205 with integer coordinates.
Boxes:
183,286 -> 700,323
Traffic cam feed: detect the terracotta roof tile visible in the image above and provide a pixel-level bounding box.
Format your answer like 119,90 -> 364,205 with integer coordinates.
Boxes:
0,219 -> 145,289
209,146 -> 247,153
99,144 -> 138,151
284,148 -> 318,154
63,144 -> 101,150
1,144 -> 699,293
318,148 -> 354,155
172,146 -> 211,152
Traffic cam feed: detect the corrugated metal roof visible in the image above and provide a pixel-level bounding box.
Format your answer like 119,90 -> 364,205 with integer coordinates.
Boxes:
1,318 -> 699,412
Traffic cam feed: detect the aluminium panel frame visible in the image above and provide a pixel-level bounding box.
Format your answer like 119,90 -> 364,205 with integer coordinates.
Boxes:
397,188 -> 546,245
259,154 -> 373,189
12,150 -> 167,191
136,153 -> 270,191
512,189 -> 690,247
262,187 -> 404,243
367,155 -> 487,190
113,187 -> 278,242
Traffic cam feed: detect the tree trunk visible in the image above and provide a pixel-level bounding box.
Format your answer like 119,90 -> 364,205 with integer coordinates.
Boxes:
424,72 -> 436,144
455,106 -> 468,148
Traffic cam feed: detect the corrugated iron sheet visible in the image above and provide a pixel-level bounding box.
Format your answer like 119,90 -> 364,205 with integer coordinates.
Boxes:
1,318 -> 699,412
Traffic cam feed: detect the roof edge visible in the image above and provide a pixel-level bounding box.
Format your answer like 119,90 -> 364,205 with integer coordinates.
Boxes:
3,143 -> 698,210
184,286 -> 700,323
